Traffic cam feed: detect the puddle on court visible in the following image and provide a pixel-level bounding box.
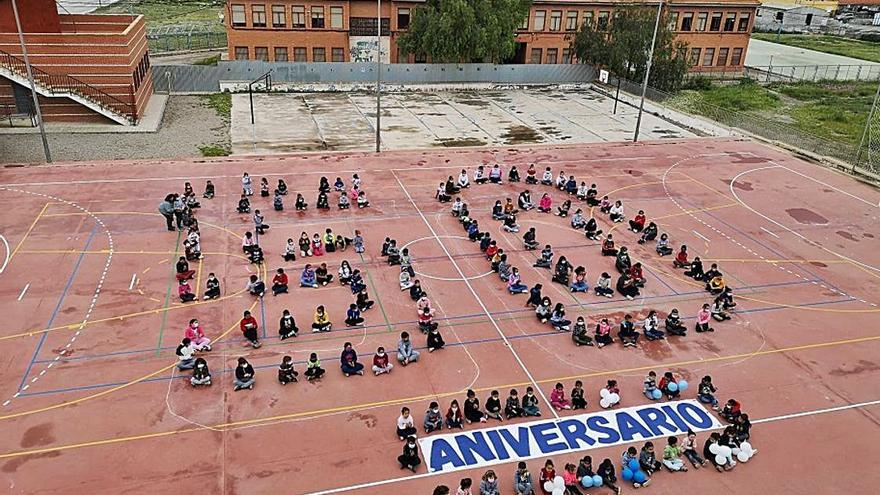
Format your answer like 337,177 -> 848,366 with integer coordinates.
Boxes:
836,230 -> 859,241
786,208 -> 828,225
501,125 -> 543,144
724,179 -> 754,191
437,137 -> 488,147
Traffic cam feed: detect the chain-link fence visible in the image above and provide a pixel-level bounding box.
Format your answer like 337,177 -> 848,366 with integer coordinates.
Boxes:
745,64 -> 880,83
147,22 -> 226,54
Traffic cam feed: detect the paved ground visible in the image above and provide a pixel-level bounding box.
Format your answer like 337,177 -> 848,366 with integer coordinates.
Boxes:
231,88 -> 696,154
746,38 -> 880,69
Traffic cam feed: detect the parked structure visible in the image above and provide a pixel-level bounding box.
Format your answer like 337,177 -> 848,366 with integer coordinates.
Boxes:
754,3 -> 832,33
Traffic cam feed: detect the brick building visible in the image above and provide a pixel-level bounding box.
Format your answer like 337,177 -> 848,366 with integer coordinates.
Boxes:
224,0 -> 757,73
0,0 -> 152,125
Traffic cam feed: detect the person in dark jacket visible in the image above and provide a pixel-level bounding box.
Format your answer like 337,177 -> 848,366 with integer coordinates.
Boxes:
398,436 -> 421,472
233,357 -> 255,391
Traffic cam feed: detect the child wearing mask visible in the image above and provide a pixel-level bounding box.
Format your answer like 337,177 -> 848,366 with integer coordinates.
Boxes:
278,356 -> 298,385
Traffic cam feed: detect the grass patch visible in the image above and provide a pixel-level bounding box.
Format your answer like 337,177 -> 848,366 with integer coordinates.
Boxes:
193,54 -> 221,66
96,0 -> 223,26
199,92 -> 231,120
199,144 -> 230,157
752,33 -> 880,64
690,79 -> 780,112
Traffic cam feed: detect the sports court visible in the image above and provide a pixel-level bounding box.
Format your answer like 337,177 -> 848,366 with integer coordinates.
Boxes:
0,137 -> 878,494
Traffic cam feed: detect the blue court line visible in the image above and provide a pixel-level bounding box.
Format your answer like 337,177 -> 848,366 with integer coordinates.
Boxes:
17,295 -> 856,399
17,225 -> 98,392
259,294 -> 267,339
31,277 -> 822,366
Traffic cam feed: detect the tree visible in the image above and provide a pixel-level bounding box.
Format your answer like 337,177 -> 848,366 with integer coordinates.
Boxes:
398,0 -> 533,63
572,5 -> 690,92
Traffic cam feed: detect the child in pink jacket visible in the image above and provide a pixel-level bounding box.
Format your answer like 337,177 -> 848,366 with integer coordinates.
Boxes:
184,318 -> 212,351
696,303 -> 714,333
550,382 -> 572,410
538,193 -> 553,213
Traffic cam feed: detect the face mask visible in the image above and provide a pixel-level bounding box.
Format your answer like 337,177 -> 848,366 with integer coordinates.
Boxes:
192,323 -> 199,328
432,408 -> 439,414
451,406 -> 458,411
197,363 -> 204,368
407,443 -> 415,448
377,352 -> 385,357
488,478 -> 495,483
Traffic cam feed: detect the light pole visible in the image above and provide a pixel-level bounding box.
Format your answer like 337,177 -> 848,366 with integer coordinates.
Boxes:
375,0 -> 381,152
632,0 -> 663,143
11,0 -> 51,163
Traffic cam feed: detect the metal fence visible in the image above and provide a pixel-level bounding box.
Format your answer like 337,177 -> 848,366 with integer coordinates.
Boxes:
147,23 -> 226,55
152,61 -> 597,93
745,64 -> 880,83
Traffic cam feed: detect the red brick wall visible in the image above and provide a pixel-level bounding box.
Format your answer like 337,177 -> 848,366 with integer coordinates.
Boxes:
0,0 -> 61,34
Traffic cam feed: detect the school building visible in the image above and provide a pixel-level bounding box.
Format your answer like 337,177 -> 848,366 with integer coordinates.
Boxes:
0,0 -> 153,125
224,0 -> 758,74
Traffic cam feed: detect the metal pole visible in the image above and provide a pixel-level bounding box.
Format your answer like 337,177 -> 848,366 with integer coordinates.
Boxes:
613,76 -> 621,114
249,83 -> 255,124
11,0 -> 51,163
854,79 -> 880,171
375,0 -> 382,153
633,0 -> 663,143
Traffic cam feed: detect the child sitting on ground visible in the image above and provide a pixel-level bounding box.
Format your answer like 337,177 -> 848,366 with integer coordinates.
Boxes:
639,222 -> 658,244
190,357 -> 211,386
237,194 -> 250,214
427,326 -> 445,352
537,193 -> 552,213
338,193 -> 351,209
595,272 -> 614,298
655,232 -> 674,256
572,381 -> 588,409
295,193 -> 308,211
522,227 -> 539,250
556,199 -> 571,217
278,356 -> 299,385
505,389 -> 524,418
550,383 -> 572,411
585,217 -> 603,241
485,390 -> 503,421
533,244 -> 553,269
203,180 -> 215,199
372,348 -> 392,376
503,213 -> 520,233
305,353 -> 326,381
665,308 -> 687,336
571,209 -> 586,229
572,317 -> 594,346
178,279 -> 196,302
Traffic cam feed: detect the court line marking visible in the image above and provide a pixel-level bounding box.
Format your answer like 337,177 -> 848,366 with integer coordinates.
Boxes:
777,164 -> 878,209
760,227 -> 779,238
0,234 -> 9,273
6,202 -> 49,267
691,230 -> 710,243
17,283 -> 29,301
128,273 -> 137,291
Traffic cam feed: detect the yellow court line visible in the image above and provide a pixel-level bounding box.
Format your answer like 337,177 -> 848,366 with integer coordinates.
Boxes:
19,250 -> 248,261
7,202 -> 49,265
38,211 -> 243,241
679,172 -> 737,203
195,257 -> 204,299
1,332 -> 879,460
607,202 -> 738,237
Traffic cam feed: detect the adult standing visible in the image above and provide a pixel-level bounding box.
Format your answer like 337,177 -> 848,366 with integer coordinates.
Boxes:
159,194 -> 175,231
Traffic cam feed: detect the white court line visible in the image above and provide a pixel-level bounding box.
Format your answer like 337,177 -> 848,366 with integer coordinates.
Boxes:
17,283 -> 29,301
778,164 -> 879,209
129,273 -> 137,291
0,234 -> 9,274
691,230 -> 710,243
392,172 -> 559,420
760,227 -> 780,239
302,398 -> 880,495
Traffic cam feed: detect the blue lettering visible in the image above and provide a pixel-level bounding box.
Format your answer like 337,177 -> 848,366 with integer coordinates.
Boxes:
660,404 -> 690,432
676,403 -> 714,429
530,422 -> 568,454
485,429 -> 511,461
455,432 -> 497,465
615,412 -> 653,441
636,407 -> 679,436
499,427 -> 532,457
429,438 -> 465,472
586,416 -> 621,444
558,418 -> 596,449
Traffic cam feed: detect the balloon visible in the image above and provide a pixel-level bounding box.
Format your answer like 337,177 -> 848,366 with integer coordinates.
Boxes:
718,446 -> 732,457
708,443 -> 720,455
737,451 -> 750,463
651,389 -> 662,400
553,476 -> 565,489
715,454 -> 727,466
633,470 -> 647,484
627,459 -> 640,472
609,393 -> 620,404
552,489 -> 565,495
740,441 -> 754,456
543,481 -> 554,493
600,388 -> 610,399
592,475 -> 603,487
667,382 -> 679,392
621,468 -> 633,481
581,476 -> 594,488
600,398 -> 610,408
678,380 -> 688,391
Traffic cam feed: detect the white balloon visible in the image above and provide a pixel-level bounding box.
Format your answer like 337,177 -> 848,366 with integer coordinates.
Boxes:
543,481 -> 554,493
731,447 -> 741,456
740,441 -> 754,456
600,398 -> 611,408
609,393 -> 620,404
737,451 -> 750,463
600,388 -> 610,399
708,443 -> 720,455
553,476 -> 565,489
718,445 -> 732,457
552,489 -> 565,495
715,454 -> 727,466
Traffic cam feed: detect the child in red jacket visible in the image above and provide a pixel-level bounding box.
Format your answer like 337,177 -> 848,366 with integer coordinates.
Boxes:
240,310 -> 261,348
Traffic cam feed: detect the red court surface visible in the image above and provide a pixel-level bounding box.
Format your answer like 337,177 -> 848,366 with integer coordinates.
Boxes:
0,137 -> 879,494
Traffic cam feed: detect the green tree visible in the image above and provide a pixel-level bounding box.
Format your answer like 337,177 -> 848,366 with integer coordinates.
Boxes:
398,0 -> 532,63
572,6 -> 689,92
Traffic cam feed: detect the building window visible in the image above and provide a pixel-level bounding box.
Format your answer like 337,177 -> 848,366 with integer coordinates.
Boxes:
311,7 -> 324,28
294,47 -> 307,61
518,14 -> 528,30
717,47 -> 729,66
566,11 -> 578,31
689,47 -> 701,66
723,13 -> 736,31
583,11 -> 593,27
292,6 -> 305,28
330,7 -> 343,28
805,13 -> 813,26
681,12 -> 693,31
549,11 -> 562,31
597,11 -> 610,30
254,46 -> 269,61
235,46 -> 249,60
731,47 -> 743,66
738,13 -> 750,32
398,8 -> 410,29
562,48 -> 572,63
231,4 -> 246,27
530,48 -> 542,64
331,47 -> 344,62
313,47 -> 326,62
252,5 -> 266,28
669,12 -> 679,31
710,13 -> 722,31
697,12 -> 708,31
534,10 -> 546,31
414,53 -> 427,63
702,47 -> 715,67
272,5 -> 286,28
275,47 -> 288,61
546,48 -> 558,64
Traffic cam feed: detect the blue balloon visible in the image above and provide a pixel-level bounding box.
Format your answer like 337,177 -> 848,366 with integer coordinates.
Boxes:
678,380 -> 689,392
592,475 -> 603,487
668,381 -> 679,392
628,459 -> 640,471
581,476 -> 594,488
621,468 -> 633,481
651,388 -> 662,400
633,470 -> 647,484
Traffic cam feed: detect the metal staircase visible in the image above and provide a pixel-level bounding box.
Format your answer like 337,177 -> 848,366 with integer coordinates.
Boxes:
0,49 -> 135,125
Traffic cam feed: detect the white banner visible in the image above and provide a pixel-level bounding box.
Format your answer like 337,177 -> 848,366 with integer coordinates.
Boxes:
419,399 -> 723,473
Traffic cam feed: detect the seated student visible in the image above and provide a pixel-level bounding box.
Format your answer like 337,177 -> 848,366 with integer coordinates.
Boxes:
316,191 -> 330,209
277,355 -> 299,385
505,389 -> 524,419
271,268 -> 289,296
312,305 -> 332,333
473,165 -> 488,184
467,219 -> 481,241
367,346 -> 392,377
497,255 -> 512,282
685,256 -> 705,280
484,240 -> 499,261
615,247 -> 632,273
585,217 -> 603,241
601,234 -> 618,256
508,166 -> 520,182
696,303 -> 714,333
655,233 -> 674,256
396,407 -> 418,441
260,177 -> 270,198
274,190 -> 284,211
540,166 -> 553,186
536,296 -> 553,324
315,263 -> 334,286
176,338 -> 195,370
248,245 -> 264,265
570,266 -> 589,293
451,197 -> 464,217
616,272 -> 640,300
595,272 -> 614,298
457,169 -> 470,189
300,264 -> 318,288
698,375 -> 720,410
525,283 -> 543,309
445,400 -> 464,429
202,180 -> 215,200
618,314 -> 640,347
246,274 -> 265,297
708,274 -> 726,295
609,201 -> 625,223
277,178 -> 289,195
629,262 -> 646,288
639,442 -> 662,479
574,181 -> 587,200
184,230 -> 202,261
507,267 -> 528,294
176,256 -> 195,281
305,353 -> 326,381
237,194 -> 251,214
644,371 -> 659,400
298,233 -> 312,257
178,279 -> 196,302
537,193 -> 552,213
484,390 -> 503,421
571,209 -> 586,229
719,286 -> 737,309
203,272 -> 221,300
665,308 -> 687,336
565,176 -> 578,196
279,309 -> 299,340
337,260 -> 353,286
345,304 -> 364,327
409,280 -> 425,301
282,238 -> 297,262
672,244 -> 691,268
629,210 -> 647,233
522,387 -> 541,416
397,331 -> 420,365
658,371 -> 680,400
502,213 -> 520,233
295,193 -> 308,211
488,164 -> 503,183
338,192 -> 351,209
491,200 -> 505,220
720,398 -> 741,423
571,381 -> 588,409
598,195 -> 612,214
585,184 -> 600,206
424,402 -> 443,433
464,389 -> 487,424
525,163 -> 538,184
356,290 -> 375,312
643,310 -> 665,340
533,244 -> 553,269
400,248 -> 415,277
445,176 -> 461,195
190,357 -> 211,386
340,342 -> 365,376
703,263 -> 722,284
522,227 -> 539,250
311,234 -> 325,257
518,190 -> 534,211
427,326 -> 445,352
556,199 -> 571,217
552,256 -> 572,286
504,197 -> 517,217
550,382 -> 572,411
555,170 -> 567,190
550,303 -> 572,331
479,232 -> 492,252
712,296 -> 732,321
386,240 -> 401,265
735,413 -> 752,442
418,306 -> 438,333
638,221 -> 658,243
333,177 -> 345,192
436,182 -> 452,203
356,190 -> 371,208
317,176 -> 330,193
595,317 -> 614,348
233,357 -> 255,391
